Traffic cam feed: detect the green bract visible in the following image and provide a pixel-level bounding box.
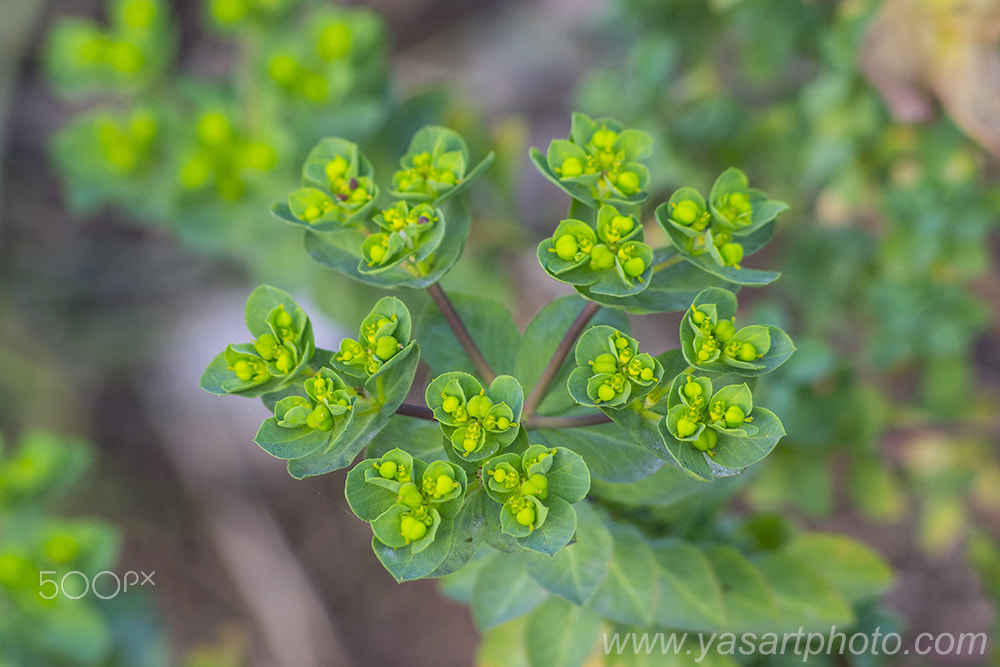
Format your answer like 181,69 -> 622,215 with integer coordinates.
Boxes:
390,125 -> 495,205
331,296 -> 413,379
359,202 -> 445,274
537,205 -> 653,298
532,112 -> 652,208
426,373 -> 523,461
680,287 -> 794,376
200,285 -> 316,397
567,325 -> 664,408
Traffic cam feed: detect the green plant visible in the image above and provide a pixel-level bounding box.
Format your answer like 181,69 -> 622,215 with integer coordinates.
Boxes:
201,114 -> 891,665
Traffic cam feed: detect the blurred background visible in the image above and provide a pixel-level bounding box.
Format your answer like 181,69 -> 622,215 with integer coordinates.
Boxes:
1,0 -> 999,664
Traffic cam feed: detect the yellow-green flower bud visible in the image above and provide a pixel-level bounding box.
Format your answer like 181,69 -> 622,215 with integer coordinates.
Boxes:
399,515 -> 427,543
466,393 -> 493,419
590,244 -> 615,271
306,405 -> 334,431
398,483 -> 423,509
374,335 -> 400,362
325,155 -> 349,182
560,156 -> 583,178
672,200 -> 700,226
683,379 -> 703,399
714,319 -> 736,343
720,242 -> 744,267
254,333 -> 279,360
623,256 -> 646,278
590,128 -> 618,150
378,461 -> 397,479
592,353 -> 618,375
434,474 -> 458,498
694,427 -> 717,452
676,417 -> 698,438
515,505 -> 536,528
616,170 -> 640,195
317,21 -> 352,61
197,111 -> 232,147
737,342 -> 758,362
553,234 -> 579,261
597,383 -> 616,403
724,405 -> 746,428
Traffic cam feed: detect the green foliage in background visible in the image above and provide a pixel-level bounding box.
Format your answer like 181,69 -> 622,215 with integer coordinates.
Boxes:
0,430 -> 166,667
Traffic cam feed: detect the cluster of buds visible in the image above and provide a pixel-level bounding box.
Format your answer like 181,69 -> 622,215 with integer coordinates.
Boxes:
223,300 -> 313,393
273,369 -> 353,435
681,297 -> 778,374
484,446 -> 558,535
546,113 -> 652,202
569,326 -> 663,409
666,376 -> 757,455
208,0 -> 295,28
332,297 -> 411,379
362,202 -> 440,269
361,449 -> 466,552
178,110 -> 277,200
427,373 -> 522,461
287,144 -> 376,227
540,205 -> 654,295
89,108 -> 158,174
659,168 -> 785,270
390,125 -> 487,204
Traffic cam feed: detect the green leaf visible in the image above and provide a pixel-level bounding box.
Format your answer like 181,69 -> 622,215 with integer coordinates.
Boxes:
524,596 -> 603,667
543,447 -> 590,503
784,533 -> 893,604
344,459 -> 398,521
244,285 -> 302,338
651,540 -> 726,631
755,552 -> 855,631
595,248 -> 733,314
657,419 -> 715,482
372,518 -> 454,583
366,415 -> 447,462
525,501 -> 611,604
253,418 -> 331,460
417,292 -> 520,379
517,496 -> 577,556
587,523 -> 657,626
704,545 -> 775,631
472,552 -> 549,630
531,146 -> 600,209
706,407 -> 785,470
588,459 -> 707,506
428,486 -> 489,577
532,422 -> 661,484
286,345 -> 420,478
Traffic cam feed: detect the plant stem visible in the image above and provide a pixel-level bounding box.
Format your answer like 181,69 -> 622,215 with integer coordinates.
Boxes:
395,403 -> 436,421
522,300 -> 601,418
652,253 -> 684,273
523,413 -> 611,429
426,282 -> 497,383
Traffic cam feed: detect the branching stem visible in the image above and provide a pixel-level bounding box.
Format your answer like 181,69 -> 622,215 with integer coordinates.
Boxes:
523,413 -> 611,429
522,300 -> 601,418
426,282 -> 497,383
395,403 -> 436,421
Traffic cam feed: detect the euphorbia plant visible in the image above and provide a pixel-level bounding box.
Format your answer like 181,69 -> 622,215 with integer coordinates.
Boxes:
201,114 -> 891,665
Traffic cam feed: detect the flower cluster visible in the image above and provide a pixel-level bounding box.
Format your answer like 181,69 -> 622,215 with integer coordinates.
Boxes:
538,205 -> 654,296
286,137 -> 377,228
665,376 -> 756,455
361,201 -> 442,272
568,325 -> 664,408
426,373 -> 522,461
221,297 -> 314,394
545,113 -> 652,204
273,369 -> 354,438
331,297 -> 411,379
358,448 -> 466,553
178,110 -> 278,200
658,168 -> 784,269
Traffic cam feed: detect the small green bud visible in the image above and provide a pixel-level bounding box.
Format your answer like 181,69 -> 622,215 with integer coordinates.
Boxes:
398,483 -> 423,509
441,395 -> 461,414
616,170 -> 640,195
325,155 -> 349,182
724,405 -> 746,428
435,474 -> 457,498
683,379 -> 703,399
590,245 -> 616,271
317,21 -> 352,61
554,234 -> 579,261
368,243 -> 387,265
122,0 -> 157,29
106,40 -> 144,73
466,393 -> 493,419
611,215 -> 634,235
211,0 -> 247,23
495,416 -> 511,430
623,256 -> 646,277
590,128 -> 618,150
714,319 -> 736,343
306,405 -> 334,431
596,383 -> 616,403
560,157 -> 583,178
268,53 -> 300,84
676,417 -> 698,438
720,242 -> 744,267
515,506 -> 536,528
378,461 -> 397,479
592,352 -> 618,375
399,515 -> 427,542
672,200 -> 700,226
197,111 -> 233,146
254,333 -> 279,360
737,342 -> 758,361
374,335 -> 400,361
694,427 -> 717,451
